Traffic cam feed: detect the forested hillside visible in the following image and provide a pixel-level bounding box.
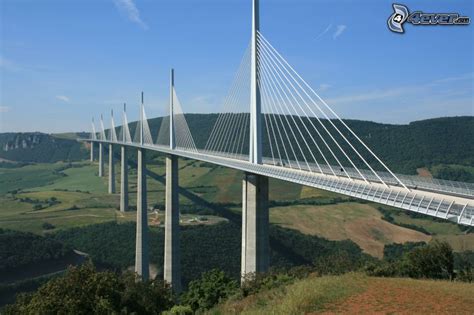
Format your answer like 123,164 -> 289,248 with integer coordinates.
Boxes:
0,229 -> 73,281
52,221 -> 367,286
1,116 -> 473,178
0,133 -> 88,163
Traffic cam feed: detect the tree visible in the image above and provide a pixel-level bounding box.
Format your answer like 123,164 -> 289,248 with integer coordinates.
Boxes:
180,269 -> 238,312
404,240 -> 454,280
3,263 -> 174,314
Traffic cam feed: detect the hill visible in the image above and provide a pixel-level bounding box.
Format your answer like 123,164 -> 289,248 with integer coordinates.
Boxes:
211,273 -> 474,314
1,116 -> 473,180
0,132 -> 88,163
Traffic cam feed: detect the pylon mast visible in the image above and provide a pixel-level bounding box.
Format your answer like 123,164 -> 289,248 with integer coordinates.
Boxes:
250,0 -> 262,164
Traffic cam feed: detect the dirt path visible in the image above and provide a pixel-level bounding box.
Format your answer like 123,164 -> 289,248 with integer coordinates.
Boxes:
320,278 -> 473,314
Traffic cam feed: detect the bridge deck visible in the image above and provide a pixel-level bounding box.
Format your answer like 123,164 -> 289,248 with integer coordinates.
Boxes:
85,139 -> 474,226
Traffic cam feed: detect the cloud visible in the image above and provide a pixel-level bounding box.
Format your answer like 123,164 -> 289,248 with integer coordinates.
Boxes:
315,24 -> 332,41
326,73 -> 473,106
56,95 -> 70,102
326,88 -> 408,105
333,25 -> 347,39
318,84 -> 331,92
0,55 -> 21,72
0,106 -> 10,113
114,0 -> 148,30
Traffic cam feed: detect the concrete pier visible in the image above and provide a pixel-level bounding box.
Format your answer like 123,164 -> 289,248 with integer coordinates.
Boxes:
241,173 -> 269,281
108,144 -> 115,194
98,143 -> 104,177
120,146 -> 128,212
164,154 -> 181,293
135,148 -> 149,281
90,142 -> 94,161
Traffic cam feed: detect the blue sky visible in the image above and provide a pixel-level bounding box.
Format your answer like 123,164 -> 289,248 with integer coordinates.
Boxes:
1,0 -> 472,133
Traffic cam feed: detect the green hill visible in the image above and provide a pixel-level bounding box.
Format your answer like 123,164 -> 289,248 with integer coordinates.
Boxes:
0,132 -> 88,163
1,116 -> 473,180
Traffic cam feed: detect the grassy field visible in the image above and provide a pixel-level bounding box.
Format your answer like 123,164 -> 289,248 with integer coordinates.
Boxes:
0,160 -> 228,234
1,159 -> 472,257
211,273 -> 474,314
270,203 -> 431,258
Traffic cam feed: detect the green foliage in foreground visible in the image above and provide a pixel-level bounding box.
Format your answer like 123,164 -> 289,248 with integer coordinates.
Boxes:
3,263 -> 174,315
366,240 -> 473,281
181,269 -> 239,312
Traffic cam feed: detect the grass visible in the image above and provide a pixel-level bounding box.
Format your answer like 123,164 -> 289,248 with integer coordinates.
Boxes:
211,273 -> 474,314
0,160 -> 231,234
270,202 -> 431,258
33,164 -> 107,193
1,158 -> 472,256
0,163 -> 67,194
211,273 -> 368,314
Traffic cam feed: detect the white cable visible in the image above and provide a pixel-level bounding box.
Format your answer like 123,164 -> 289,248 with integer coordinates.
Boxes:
259,47 -> 323,174
259,33 -> 400,188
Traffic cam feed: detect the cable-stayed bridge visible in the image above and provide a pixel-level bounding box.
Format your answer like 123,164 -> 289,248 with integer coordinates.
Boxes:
82,0 -> 473,293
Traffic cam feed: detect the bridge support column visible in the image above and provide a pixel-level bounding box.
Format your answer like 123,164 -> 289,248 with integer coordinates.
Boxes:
108,144 -> 116,194
90,142 -> 94,162
120,146 -> 128,212
98,143 -> 104,177
241,173 -> 269,282
135,148 -> 149,281
164,154 -> 181,293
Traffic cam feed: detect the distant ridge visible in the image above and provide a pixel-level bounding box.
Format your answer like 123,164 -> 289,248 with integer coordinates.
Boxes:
0,116 -> 472,181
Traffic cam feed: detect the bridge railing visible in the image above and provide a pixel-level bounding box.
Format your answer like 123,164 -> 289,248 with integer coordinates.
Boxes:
88,137 -> 474,199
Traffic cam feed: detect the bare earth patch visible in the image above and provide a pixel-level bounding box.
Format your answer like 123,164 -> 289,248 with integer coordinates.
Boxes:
320,277 -> 474,314
416,167 -> 433,178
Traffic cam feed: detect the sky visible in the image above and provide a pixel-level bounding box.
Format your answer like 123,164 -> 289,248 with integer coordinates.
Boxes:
0,0 -> 473,133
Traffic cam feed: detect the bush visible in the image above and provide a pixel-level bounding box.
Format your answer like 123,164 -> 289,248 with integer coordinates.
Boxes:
455,252 -> 473,283
164,305 -> 193,315
3,263 -> 174,314
180,269 -> 238,312
313,251 -> 361,275
404,240 -> 454,280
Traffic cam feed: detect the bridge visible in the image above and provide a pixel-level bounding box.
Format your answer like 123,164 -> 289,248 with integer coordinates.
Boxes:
81,0 -> 474,293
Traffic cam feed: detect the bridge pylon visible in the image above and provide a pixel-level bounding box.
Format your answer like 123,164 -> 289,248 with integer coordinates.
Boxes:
108,143 -> 115,193
120,103 -> 129,212
164,68 -> 182,293
242,0 -> 270,282
250,0 -> 262,165
98,143 -> 104,177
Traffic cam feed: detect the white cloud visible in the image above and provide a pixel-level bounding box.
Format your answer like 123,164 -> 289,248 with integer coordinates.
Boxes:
56,95 -> 70,102
318,84 -> 331,92
0,55 -> 20,72
114,0 -> 148,30
326,73 -> 473,106
326,88 -> 408,105
315,24 -> 332,41
333,25 -> 347,39
0,106 -> 10,113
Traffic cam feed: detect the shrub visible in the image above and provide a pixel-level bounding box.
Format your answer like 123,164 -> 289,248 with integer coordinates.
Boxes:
180,269 -> 238,312
313,251 -> 361,275
164,305 -> 193,315
3,264 -> 174,314
456,252 -> 473,283
404,240 -> 454,280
